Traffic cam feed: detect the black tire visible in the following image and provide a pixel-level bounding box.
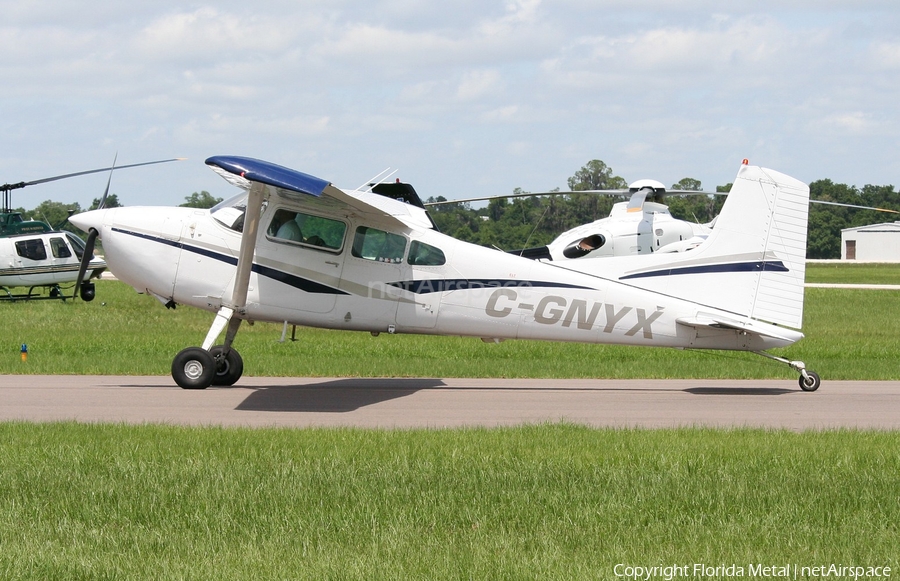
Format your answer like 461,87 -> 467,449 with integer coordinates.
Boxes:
799,371 -> 821,392
172,347 -> 215,389
209,345 -> 244,386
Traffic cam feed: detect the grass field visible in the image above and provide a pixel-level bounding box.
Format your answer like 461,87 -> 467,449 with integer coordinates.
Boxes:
2,263 -> 899,380
806,261 -> 900,285
0,264 -> 898,578
0,423 -> 896,580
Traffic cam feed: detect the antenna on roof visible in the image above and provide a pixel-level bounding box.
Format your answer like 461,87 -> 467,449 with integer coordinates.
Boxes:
356,168 -> 398,192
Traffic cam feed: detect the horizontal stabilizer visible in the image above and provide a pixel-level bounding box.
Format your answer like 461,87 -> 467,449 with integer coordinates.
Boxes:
676,315 -> 804,343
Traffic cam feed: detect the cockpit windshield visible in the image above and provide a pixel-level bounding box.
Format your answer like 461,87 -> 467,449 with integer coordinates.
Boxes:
211,193 -> 248,232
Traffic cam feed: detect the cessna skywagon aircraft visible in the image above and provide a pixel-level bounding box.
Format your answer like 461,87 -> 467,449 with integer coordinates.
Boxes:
70,157 -> 821,391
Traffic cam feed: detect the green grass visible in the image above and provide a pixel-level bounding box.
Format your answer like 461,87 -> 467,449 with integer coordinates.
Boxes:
0,423 -> 896,580
806,262 -> 900,284
3,274 -> 900,379
1,264 -> 897,579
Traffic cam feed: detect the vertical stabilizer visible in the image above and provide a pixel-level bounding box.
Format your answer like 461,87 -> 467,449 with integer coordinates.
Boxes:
616,164 -> 810,329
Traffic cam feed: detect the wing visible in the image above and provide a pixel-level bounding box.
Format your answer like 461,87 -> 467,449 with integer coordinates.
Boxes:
206,155 -> 426,229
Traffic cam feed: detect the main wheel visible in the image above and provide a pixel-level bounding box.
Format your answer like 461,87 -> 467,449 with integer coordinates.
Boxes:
799,371 -> 821,392
209,345 -> 244,386
172,347 -> 215,389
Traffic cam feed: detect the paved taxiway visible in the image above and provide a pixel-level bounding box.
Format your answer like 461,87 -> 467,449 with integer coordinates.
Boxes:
1,376 -> 898,429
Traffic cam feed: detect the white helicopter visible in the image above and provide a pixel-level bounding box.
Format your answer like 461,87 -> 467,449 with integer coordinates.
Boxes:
0,157 -> 182,301
70,156 -> 821,392
430,174 -> 900,264
427,179 -> 715,261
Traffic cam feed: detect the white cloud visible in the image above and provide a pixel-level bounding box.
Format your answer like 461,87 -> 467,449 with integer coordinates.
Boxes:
871,41 -> 900,69
2,1 -> 900,207
480,105 -> 521,123
456,69 -> 503,101
820,112 -> 874,134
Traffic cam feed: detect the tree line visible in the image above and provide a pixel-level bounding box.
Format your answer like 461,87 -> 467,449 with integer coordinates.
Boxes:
426,160 -> 899,259
12,162 -> 898,259
11,191 -> 223,238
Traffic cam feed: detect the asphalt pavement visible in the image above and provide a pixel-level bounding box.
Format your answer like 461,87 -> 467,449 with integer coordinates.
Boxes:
2,375 -> 897,430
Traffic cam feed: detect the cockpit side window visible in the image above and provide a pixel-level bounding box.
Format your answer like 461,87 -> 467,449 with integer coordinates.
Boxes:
351,226 -> 406,263
407,240 -> 445,266
15,239 -> 47,261
65,232 -> 90,260
50,237 -> 72,258
267,209 -> 346,251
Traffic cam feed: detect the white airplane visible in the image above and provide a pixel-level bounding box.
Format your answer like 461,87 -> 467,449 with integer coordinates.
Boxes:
70,157 -> 821,392
0,157 -> 182,301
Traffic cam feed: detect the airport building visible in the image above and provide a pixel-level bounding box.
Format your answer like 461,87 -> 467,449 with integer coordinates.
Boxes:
841,221 -> 900,261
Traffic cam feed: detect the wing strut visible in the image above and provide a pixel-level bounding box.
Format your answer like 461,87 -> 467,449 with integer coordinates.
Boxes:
201,180 -> 266,352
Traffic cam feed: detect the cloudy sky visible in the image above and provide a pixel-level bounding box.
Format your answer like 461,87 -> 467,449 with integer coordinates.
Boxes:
2,0 -> 899,210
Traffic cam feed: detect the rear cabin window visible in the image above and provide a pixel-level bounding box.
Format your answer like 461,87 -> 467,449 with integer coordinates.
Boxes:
352,226 -> 406,263
408,240 -> 445,266
267,209 -> 346,251
16,239 -> 47,261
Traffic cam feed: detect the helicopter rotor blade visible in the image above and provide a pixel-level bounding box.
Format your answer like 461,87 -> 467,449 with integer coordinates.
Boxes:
810,199 -> 900,214
423,188 -> 721,207
424,189 -> 630,207
1,157 -> 185,192
98,153 -> 118,211
2,156 -> 184,213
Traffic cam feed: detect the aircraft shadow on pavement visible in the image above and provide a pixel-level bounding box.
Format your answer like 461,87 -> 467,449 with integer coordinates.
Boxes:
683,387 -> 796,396
235,378 -> 445,413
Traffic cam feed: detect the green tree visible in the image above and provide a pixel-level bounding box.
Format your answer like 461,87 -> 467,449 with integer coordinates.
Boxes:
567,160 -> 627,191
665,178 -> 722,224
180,191 -> 223,209
804,180 -> 900,258
89,193 -> 122,210
671,178 -> 702,191
807,180 -> 856,259
30,200 -> 80,230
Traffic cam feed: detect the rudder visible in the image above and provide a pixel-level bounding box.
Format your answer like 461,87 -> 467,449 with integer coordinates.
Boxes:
615,164 -> 810,329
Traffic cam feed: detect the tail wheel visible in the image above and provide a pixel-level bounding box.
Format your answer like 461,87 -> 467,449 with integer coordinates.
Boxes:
799,371 -> 821,392
209,345 -> 244,386
172,347 -> 215,389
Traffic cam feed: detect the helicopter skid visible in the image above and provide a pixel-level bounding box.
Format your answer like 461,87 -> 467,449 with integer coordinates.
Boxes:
0,284 -> 68,302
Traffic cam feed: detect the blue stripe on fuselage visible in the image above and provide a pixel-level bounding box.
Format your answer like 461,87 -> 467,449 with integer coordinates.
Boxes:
388,278 -> 593,294
619,260 -> 789,280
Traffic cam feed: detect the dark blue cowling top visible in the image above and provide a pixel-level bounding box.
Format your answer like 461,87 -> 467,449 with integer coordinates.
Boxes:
205,155 -> 329,197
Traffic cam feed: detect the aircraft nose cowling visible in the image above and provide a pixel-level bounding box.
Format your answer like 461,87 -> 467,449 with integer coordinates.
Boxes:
69,206 -> 193,299
69,208 -> 110,233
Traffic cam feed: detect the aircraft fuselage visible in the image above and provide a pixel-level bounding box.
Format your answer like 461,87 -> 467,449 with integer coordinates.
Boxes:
87,202 -> 795,353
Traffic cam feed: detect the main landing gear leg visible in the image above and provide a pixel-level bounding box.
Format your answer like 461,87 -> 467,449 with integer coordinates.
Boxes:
171,307 -> 244,389
754,351 -> 821,392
